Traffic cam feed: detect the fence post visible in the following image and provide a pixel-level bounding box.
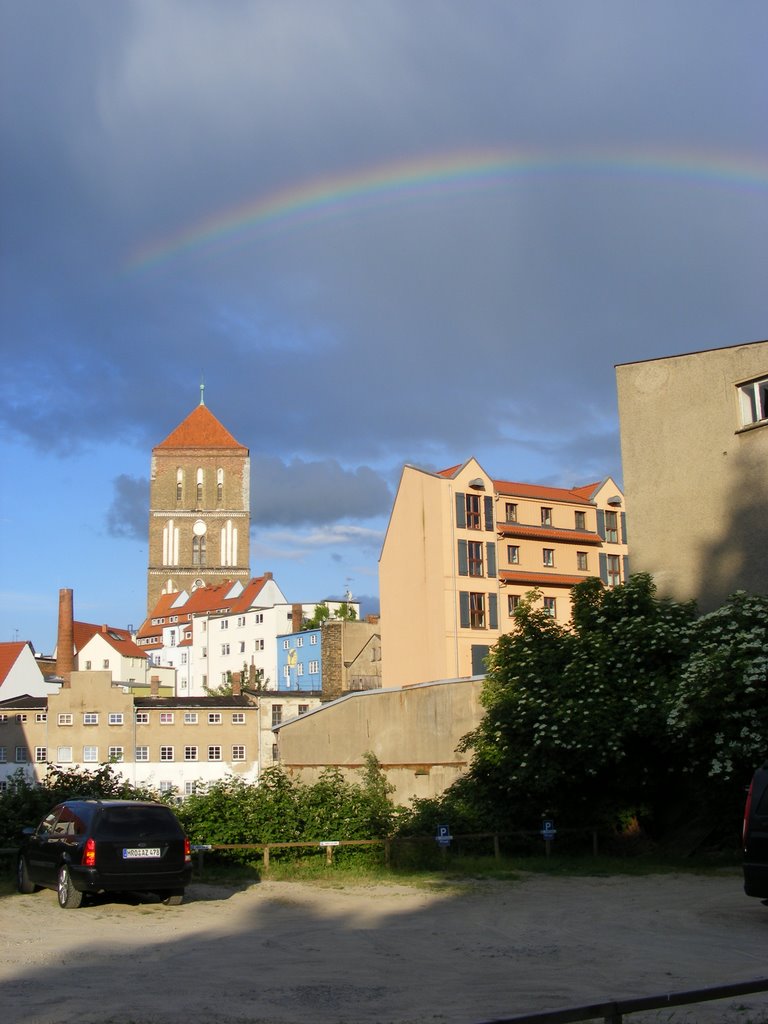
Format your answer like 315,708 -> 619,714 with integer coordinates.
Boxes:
325,844 -> 334,865
384,839 -> 391,867
263,845 -> 270,872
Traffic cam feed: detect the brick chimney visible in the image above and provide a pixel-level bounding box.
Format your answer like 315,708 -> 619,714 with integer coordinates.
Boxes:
150,675 -> 160,697
232,672 -> 242,697
291,603 -> 303,633
56,588 -> 75,687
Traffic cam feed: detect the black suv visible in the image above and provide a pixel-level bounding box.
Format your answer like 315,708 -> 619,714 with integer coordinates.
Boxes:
17,799 -> 193,908
743,763 -> 768,900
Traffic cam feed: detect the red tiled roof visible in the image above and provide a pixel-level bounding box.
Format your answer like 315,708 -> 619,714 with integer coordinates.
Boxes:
155,404 -> 247,452
77,623 -> 146,660
497,523 -> 603,546
0,641 -> 30,684
436,464 -> 462,478
499,570 -> 597,588
571,482 -> 601,500
493,479 -> 597,505
227,574 -> 271,613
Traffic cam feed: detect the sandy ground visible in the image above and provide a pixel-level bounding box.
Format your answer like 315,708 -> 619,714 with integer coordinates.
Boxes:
2,871 -> 768,1024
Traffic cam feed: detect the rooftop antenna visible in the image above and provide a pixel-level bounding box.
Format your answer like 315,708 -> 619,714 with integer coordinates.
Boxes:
199,375 -> 205,406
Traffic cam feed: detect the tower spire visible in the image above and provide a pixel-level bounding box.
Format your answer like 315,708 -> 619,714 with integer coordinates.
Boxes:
199,375 -> 205,406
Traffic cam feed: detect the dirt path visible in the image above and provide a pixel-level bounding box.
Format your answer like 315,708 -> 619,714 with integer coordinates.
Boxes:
2,871 -> 767,1024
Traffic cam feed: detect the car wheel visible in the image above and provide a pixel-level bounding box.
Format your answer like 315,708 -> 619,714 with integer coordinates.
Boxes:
57,865 -> 83,909
17,855 -> 38,894
162,890 -> 184,906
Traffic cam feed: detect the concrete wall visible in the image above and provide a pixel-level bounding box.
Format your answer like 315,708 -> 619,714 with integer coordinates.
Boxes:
617,340 -> 768,609
275,676 -> 485,805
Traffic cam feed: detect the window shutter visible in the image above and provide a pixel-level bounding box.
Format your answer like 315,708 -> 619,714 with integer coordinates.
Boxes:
457,540 -> 468,576
599,552 -> 608,584
620,512 -> 627,543
488,593 -> 498,629
597,509 -> 606,540
459,591 -> 470,629
455,492 -> 466,529
484,495 -> 494,531
623,555 -> 630,581
486,542 -> 497,577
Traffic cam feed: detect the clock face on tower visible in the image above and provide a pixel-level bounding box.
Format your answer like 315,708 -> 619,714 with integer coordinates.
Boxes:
193,520 -> 207,537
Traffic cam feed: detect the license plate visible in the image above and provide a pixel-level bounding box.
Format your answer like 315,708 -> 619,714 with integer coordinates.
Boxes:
123,847 -> 161,859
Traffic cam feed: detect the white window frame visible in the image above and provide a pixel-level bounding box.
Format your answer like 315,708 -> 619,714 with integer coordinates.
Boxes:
183,712 -> 198,724
208,745 -> 222,761
135,746 -> 149,761
83,746 -> 99,763
160,746 -> 174,761
108,713 -> 124,726
135,712 -> 149,724
184,746 -> 198,761
231,745 -> 246,761
108,746 -> 124,762
58,713 -> 73,726
738,376 -> 768,427
208,713 -> 222,725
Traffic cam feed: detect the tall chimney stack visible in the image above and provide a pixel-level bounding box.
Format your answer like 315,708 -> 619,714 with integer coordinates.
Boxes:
56,588 -> 75,687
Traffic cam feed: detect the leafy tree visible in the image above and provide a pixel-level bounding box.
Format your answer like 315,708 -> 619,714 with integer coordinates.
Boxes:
460,575 -> 698,831
303,601 -> 357,629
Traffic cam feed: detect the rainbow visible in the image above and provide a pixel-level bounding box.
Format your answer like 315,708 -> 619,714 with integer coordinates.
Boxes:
126,147 -> 768,271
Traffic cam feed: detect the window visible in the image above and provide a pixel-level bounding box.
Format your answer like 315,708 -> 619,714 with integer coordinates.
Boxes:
220,672 -> 228,685
272,705 -> 283,727
272,743 -> 279,762
36,713 -> 47,723
15,713 -> 27,723
160,746 -> 174,761
296,636 -> 303,647
221,643 -> 230,655
254,638 -> 264,651
469,592 -> 485,629
184,781 -> 198,796
0,747 -> 6,762
102,659 -> 110,669
508,545 -> 520,565
183,712 -> 198,724
282,639 -> 289,650
298,704 -> 309,715
160,712 -> 174,725
220,619 -> 229,630
135,746 -> 149,761
176,468 -> 183,502
310,634 -> 317,645
196,469 -> 203,503
239,642 -> 245,653
14,747 -> 28,763
108,746 -> 124,762
108,713 -> 124,726
254,613 -> 263,624
605,510 -> 619,543
35,747 -> 47,763
58,713 -> 73,726
575,510 -> 586,530
83,746 -> 99,762
541,507 -> 552,526
208,746 -> 222,761
237,616 -> 245,627
577,551 -> 589,570
283,664 -> 291,680
297,663 -> 304,677
505,502 -> 518,523
543,597 -> 556,617
232,712 -> 245,724
606,554 -> 622,587
508,594 -> 521,615
468,541 -> 484,576
159,781 -> 174,794
208,713 -> 222,725
135,712 -> 149,724
738,377 -> 768,426
232,745 -> 246,761
83,712 -> 99,725
184,746 -> 198,761
543,548 -> 555,567
217,468 -> 223,503
465,493 -> 481,529
192,534 -> 206,565
308,660 -> 319,674
57,746 -> 72,763
181,653 -> 188,664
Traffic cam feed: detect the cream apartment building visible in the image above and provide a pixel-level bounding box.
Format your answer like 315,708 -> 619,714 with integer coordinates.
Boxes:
379,458 -> 628,687
617,338 -> 768,610
0,670 -> 319,795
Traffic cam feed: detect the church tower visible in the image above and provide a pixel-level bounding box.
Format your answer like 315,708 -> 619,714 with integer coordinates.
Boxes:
147,387 -> 251,612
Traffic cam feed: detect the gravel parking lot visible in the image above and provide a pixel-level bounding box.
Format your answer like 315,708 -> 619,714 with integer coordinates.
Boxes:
2,870 -> 768,1024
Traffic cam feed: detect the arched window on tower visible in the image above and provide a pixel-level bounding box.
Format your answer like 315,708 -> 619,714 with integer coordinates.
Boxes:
192,534 -> 207,566
196,468 -> 204,505
217,467 -> 223,504
176,468 -> 183,502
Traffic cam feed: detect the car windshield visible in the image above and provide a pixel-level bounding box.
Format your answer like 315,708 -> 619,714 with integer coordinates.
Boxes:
94,806 -> 180,839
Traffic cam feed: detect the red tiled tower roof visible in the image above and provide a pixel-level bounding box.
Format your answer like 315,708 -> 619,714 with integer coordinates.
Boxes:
154,404 -> 247,452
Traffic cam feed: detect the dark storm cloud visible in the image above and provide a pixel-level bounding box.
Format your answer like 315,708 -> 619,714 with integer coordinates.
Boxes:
106,474 -> 149,540
2,0 -> 767,480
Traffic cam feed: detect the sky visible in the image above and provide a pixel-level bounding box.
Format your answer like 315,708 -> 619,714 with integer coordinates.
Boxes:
1,1 -> 767,653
